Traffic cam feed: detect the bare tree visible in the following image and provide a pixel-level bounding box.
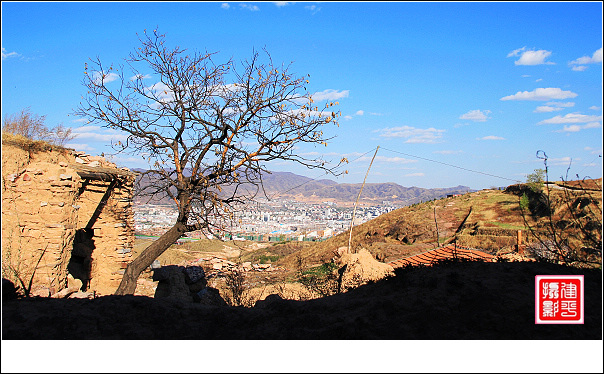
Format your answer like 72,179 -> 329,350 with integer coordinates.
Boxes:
75,29 -> 344,295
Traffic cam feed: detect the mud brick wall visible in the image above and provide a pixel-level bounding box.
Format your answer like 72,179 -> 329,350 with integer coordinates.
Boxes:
2,140 -> 136,296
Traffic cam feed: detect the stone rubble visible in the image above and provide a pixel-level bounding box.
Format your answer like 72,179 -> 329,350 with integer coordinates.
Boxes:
148,255 -> 285,303
180,255 -> 284,276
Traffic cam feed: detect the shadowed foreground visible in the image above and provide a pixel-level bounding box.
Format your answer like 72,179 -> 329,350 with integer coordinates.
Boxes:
2,261 -> 601,339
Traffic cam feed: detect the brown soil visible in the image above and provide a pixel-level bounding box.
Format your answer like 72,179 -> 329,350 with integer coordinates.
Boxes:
276,183 -> 602,268
3,260 -> 601,340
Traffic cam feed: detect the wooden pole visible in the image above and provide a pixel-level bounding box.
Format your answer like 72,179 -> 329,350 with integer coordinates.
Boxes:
434,206 -> 440,249
348,146 -> 379,254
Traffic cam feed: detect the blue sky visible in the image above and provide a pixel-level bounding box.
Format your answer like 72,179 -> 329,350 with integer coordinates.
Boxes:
2,1 -> 602,190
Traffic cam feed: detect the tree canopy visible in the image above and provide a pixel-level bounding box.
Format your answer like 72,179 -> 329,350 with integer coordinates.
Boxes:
75,29 -> 345,294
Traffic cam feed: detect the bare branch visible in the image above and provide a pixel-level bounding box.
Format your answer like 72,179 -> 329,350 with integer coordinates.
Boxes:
74,29 -> 344,294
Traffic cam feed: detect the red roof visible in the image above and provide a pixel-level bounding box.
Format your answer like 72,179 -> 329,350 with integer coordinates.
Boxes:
389,244 -> 496,268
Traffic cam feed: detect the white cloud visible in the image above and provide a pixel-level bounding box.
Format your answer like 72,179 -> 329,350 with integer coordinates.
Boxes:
311,89 -> 349,102
568,48 -> 602,71
343,115 -> 353,120
112,155 -> 152,168
355,110 -> 364,116
239,3 -> 259,11
305,5 -> 321,14
221,3 -> 230,9
358,155 -> 417,165
130,73 -> 152,81
533,106 -> 564,113
434,150 -> 464,155
589,106 -> 601,111
375,126 -> 445,144
547,157 -> 574,166
537,113 -> 603,125
534,106 -> 563,113
146,81 -> 175,103
584,146 -> 602,155
581,162 -> 598,168
64,143 -> 96,152
1,47 -> 20,60
500,87 -> 578,101
72,125 -> 128,142
546,101 -> 575,108
92,71 -> 119,85
73,125 -> 102,132
555,122 -> 602,133
507,47 -> 527,57
535,78 -> 543,82
569,48 -> 603,65
477,135 -> 505,141
404,173 -> 425,177
273,2 -> 292,6
281,108 -> 336,120
507,47 -> 555,65
299,151 -> 320,157
534,101 -> 575,113
459,109 -> 491,122
374,156 -> 417,164
556,125 -> 581,133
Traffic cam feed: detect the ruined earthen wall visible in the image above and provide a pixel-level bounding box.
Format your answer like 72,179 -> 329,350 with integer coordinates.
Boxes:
2,141 -> 136,296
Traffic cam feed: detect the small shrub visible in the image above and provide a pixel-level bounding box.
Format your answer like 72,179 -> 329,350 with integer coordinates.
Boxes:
2,107 -> 75,147
298,262 -> 339,297
224,269 -> 248,307
258,255 -> 279,264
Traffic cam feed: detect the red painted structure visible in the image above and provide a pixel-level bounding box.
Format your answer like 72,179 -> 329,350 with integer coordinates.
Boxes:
388,244 -> 496,268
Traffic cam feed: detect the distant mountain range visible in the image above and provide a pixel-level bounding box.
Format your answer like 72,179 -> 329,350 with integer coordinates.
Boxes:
257,172 -> 474,205
132,169 -> 474,206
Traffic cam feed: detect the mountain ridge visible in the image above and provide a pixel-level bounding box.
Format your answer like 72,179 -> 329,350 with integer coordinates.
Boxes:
132,169 -> 474,205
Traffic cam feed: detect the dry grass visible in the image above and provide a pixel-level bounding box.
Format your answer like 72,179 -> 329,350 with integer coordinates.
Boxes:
277,184 -> 601,267
133,238 -> 200,266
2,132 -> 57,153
456,234 -> 516,252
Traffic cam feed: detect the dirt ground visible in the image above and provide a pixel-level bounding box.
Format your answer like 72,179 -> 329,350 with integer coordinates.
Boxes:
3,260 -> 601,340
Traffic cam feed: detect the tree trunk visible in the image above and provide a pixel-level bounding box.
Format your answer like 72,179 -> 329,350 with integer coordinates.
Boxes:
115,221 -> 188,295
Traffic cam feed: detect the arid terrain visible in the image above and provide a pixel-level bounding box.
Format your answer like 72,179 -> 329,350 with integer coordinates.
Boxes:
2,178 -> 602,343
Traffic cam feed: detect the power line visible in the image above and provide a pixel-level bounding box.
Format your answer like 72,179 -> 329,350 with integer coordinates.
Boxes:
380,146 -> 523,184
265,144 -> 524,201
576,154 -> 602,177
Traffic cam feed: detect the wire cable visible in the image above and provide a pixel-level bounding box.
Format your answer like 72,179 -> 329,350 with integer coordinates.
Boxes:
265,144 -> 525,202
380,146 -> 523,184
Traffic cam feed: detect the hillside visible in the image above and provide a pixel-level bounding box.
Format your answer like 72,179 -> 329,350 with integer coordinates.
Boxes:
273,180 -> 602,269
132,169 -> 473,205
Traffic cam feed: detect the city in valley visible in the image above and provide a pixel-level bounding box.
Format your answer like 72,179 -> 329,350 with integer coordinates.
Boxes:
134,199 -> 401,242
